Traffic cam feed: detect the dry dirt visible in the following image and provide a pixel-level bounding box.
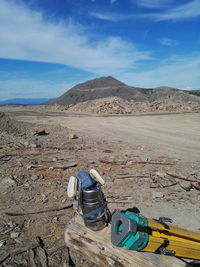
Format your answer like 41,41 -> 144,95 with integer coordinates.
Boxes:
0,105 -> 200,266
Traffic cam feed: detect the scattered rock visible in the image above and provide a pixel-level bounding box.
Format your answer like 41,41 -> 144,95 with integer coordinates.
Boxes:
179,181 -> 192,191
52,217 -> 59,223
12,142 -> 25,148
34,129 -> 48,136
0,240 -> 6,247
142,157 -> 151,162
31,175 -> 39,181
23,140 -> 29,147
150,182 -> 159,188
68,133 -> 78,139
41,194 -> 47,200
27,165 -> 34,170
29,143 -> 37,148
190,170 -> 198,175
152,191 -> 164,199
23,182 -> 31,188
41,194 -> 48,203
10,232 -> 20,239
0,177 -> 16,189
7,221 -> 14,228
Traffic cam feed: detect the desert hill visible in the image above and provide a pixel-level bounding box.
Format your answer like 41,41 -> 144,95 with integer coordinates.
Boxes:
48,76 -> 200,106
48,76 -> 149,105
145,87 -> 200,102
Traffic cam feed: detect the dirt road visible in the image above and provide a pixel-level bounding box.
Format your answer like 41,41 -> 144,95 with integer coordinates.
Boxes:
6,108 -> 200,161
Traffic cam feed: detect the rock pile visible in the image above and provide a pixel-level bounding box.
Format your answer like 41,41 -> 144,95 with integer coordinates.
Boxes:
66,97 -> 200,115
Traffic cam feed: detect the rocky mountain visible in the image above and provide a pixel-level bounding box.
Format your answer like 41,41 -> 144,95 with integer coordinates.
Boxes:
47,76 -> 200,106
145,87 -> 200,102
185,90 -> 200,97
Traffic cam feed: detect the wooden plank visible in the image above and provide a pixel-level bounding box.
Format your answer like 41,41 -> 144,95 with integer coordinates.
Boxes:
64,216 -> 185,267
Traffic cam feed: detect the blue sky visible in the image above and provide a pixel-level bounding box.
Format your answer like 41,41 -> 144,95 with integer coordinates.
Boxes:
0,0 -> 200,101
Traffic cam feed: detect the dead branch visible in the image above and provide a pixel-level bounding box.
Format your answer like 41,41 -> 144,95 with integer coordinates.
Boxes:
0,242 -> 40,264
0,226 -> 14,235
35,246 -> 48,267
192,182 -> 200,191
0,154 -> 18,159
159,182 -> 178,188
29,162 -> 77,170
5,204 -> 73,216
99,159 -> 126,165
49,162 -> 77,170
130,161 -> 173,165
99,159 -> 173,165
166,172 -> 199,182
28,249 -> 37,267
47,238 -> 65,255
116,175 -> 150,179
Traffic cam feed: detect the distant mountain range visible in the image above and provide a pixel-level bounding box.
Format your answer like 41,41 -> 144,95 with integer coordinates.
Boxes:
1,77 -> 200,107
0,98 -> 55,106
48,76 -> 200,106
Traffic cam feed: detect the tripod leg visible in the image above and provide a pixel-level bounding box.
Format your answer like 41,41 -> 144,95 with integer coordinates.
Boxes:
148,218 -> 200,243
143,230 -> 200,260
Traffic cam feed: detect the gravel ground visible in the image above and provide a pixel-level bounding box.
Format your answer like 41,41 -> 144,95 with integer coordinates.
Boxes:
0,108 -> 200,266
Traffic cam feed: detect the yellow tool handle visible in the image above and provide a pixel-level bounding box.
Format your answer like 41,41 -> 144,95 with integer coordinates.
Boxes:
143,235 -> 200,260
148,218 -> 200,242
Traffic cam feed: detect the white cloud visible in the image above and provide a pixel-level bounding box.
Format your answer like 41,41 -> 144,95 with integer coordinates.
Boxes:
154,0 -> 200,20
1,54 -> 200,101
91,1 -> 200,22
135,0 -> 174,9
90,11 -> 137,22
158,38 -> 179,46
0,0 -> 150,76
89,11 -> 118,22
120,54 -> 200,89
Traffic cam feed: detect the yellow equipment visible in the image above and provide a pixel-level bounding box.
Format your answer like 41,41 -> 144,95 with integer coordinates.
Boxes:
111,211 -> 200,260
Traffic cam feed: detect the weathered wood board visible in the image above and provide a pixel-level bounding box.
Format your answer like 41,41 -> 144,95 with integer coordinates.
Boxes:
65,216 -> 186,267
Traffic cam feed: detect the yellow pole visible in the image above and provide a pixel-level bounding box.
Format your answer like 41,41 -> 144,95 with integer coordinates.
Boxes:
141,219 -> 200,259
148,218 -> 200,242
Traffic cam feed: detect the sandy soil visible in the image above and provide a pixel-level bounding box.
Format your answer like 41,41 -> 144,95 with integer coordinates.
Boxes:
6,107 -> 200,162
